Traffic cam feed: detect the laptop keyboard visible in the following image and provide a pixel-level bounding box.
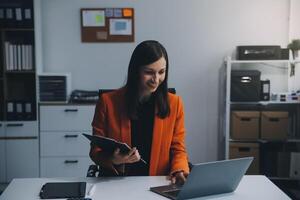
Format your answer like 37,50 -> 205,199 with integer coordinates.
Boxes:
164,189 -> 180,198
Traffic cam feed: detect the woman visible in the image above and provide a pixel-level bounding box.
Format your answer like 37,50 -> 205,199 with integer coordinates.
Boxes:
90,40 -> 189,184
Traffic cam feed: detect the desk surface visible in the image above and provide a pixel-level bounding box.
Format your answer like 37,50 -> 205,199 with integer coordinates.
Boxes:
0,175 -> 290,200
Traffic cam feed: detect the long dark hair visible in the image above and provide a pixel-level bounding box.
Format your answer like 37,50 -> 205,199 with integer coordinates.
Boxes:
125,40 -> 170,119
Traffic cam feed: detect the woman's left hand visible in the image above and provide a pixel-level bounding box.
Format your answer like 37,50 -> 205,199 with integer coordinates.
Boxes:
170,171 -> 188,185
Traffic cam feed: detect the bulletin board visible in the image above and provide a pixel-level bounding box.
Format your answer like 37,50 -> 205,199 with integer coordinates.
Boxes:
80,8 -> 134,42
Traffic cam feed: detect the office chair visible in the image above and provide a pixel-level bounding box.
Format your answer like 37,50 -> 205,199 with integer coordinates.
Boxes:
98,88 -> 176,97
87,88 -> 187,177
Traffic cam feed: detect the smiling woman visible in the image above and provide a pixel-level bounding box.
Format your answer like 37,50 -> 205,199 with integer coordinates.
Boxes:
90,40 -> 190,185
139,57 -> 166,102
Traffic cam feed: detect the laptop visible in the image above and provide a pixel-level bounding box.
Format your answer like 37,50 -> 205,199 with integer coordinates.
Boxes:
150,157 -> 253,200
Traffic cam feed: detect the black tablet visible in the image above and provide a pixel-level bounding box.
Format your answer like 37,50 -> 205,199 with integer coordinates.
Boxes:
39,182 -> 86,199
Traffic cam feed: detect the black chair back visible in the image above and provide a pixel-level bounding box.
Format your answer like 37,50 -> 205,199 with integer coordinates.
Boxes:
99,88 -> 176,97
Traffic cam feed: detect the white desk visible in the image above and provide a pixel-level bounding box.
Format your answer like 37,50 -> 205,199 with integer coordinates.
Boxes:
0,175 -> 291,200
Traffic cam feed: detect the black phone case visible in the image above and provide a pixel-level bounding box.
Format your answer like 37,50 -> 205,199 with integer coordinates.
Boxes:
39,182 -> 86,199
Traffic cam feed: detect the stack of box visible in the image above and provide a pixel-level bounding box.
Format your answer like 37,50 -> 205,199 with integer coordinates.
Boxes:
230,110 -> 290,175
231,110 -> 289,140
230,111 -> 260,174
230,142 -> 260,174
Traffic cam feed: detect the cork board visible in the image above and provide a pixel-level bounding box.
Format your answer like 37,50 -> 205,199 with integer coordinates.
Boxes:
80,8 -> 134,42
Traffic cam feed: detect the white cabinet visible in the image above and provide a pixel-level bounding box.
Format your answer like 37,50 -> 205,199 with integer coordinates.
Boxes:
6,139 -> 39,182
39,104 -> 95,178
0,121 -> 39,183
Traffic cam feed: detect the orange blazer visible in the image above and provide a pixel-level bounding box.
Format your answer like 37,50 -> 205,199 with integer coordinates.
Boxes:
90,88 -> 189,176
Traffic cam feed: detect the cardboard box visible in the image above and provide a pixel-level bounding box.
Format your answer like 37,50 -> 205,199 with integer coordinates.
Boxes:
229,142 -> 260,174
231,111 -> 260,140
261,111 -> 288,140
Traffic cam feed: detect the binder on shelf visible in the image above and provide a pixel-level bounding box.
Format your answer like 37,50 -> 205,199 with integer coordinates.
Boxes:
24,8 -> 31,20
4,41 -> 34,72
0,8 -> 4,19
17,44 -> 21,70
28,44 -> 33,70
5,101 -> 34,121
24,44 -> 28,70
15,7 -> 22,27
6,101 -> 15,120
23,7 -> 33,28
24,101 -> 34,120
4,42 -> 10,70
0,4 -> 33,28
15,101 -> 23,120
13,44 -> 17,70
260,80 -> 270,101
0,7 -> 4,27
21,44 -> 25,70
15,8 -> 22,21
8,42 -> 14,70
5,8 -> 14,28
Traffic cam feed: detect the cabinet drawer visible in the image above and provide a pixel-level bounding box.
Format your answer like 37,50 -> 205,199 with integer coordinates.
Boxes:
40,131 -> 91,156
40,105 -> 95,131
5,121 -> 38,137
40,157 -> 92,178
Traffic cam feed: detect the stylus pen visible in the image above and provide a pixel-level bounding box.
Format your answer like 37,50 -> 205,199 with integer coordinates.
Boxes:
140,158 -> 147,165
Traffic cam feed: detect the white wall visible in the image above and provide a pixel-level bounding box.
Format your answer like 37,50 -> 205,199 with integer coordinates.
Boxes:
289,0 -> 300,40
37,0 -> 291,163
289,0 -> 300,92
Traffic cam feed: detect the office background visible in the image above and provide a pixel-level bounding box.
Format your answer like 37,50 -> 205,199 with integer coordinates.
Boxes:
34,0 -> 300,163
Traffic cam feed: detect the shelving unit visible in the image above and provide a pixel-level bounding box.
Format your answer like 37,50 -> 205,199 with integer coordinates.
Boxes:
0,0 -> 39,183
0,16 -> 36,121
219,56 -> 300,199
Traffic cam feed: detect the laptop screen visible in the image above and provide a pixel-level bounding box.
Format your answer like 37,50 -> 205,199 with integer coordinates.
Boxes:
150,157 -> 253,200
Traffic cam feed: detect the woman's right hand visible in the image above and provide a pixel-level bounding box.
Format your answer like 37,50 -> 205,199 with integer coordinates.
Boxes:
111,147 -> 141,165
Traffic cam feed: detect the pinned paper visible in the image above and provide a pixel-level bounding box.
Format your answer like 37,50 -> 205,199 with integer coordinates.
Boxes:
123,8 -> 133,17
113,9 -> 122,17
105,8 -> 113,17
110,19 -> 132,35
82,10 -> 105,27
96,31 -> 108,40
